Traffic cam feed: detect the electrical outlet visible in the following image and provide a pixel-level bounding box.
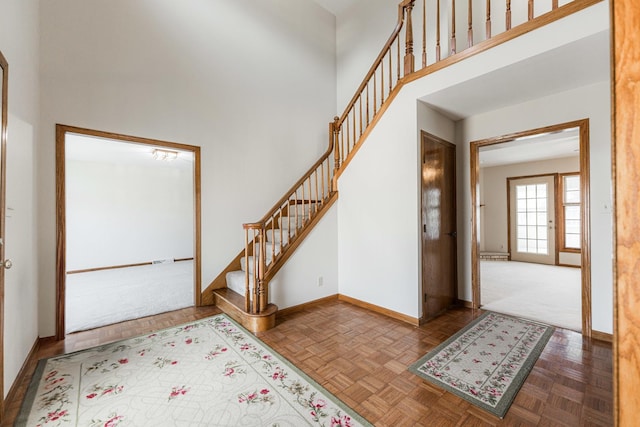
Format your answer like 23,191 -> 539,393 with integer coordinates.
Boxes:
318,276 -> 323,287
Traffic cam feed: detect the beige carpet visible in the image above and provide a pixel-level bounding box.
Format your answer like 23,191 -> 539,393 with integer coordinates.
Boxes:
480,260 -> 581,331
65,261 -> 194,334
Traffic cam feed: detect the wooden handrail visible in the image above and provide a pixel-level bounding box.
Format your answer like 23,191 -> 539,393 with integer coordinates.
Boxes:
243,149 -> 334,230
338,1 -> 413,125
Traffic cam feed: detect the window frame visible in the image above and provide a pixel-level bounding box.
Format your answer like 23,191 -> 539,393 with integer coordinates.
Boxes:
558,172 -> 581,253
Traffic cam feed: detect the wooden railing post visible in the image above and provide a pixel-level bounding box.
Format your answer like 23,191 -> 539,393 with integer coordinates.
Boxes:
422,0 -> 427,67
468,0 -> 473,48
450,0 -> 457,55
506,0 -> 512,31
256,228 -> 266,313
403,0 -> 415,75
436,0 -> 442,61
331,116 -> 340,191
244,229 -> 251,312
486,0 -> 491,39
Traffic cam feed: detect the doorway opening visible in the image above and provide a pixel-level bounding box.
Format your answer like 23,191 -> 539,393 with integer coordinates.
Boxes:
55,125 -> 202,340
470,119 -> 591,335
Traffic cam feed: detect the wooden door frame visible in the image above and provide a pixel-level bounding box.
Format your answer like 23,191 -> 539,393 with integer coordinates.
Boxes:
55,124 -> 202,340
0,49 -> 8,423
612,0 -> 640,422
470,119 -> 592,337
420,130 -> 457,322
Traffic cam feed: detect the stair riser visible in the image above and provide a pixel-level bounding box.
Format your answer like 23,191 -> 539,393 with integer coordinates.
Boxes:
278,215 -> 308,230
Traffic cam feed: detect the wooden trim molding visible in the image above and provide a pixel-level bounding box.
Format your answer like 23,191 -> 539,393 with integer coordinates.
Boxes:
458,299 -> 474,309
276,295 -> 339,317
55,125 -> 202,340
4,338 -> 39,409
338,294 -> 420,326
557,172 -> 582,253
612,0 -> 640,423
470,119 -> 592,337
66,258 -> 194,275
591,330 -> 613,343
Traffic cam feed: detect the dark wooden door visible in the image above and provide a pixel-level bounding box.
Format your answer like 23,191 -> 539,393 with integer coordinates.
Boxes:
421,131 -> 457,321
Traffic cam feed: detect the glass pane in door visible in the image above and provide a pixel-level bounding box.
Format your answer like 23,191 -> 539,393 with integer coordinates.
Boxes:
515,183 -> 549,254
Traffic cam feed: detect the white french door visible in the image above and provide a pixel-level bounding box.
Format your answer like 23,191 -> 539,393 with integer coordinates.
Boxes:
509,175 -> 556,265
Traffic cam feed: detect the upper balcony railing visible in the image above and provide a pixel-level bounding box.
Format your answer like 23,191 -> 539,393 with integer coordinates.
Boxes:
331,0 -> 602,173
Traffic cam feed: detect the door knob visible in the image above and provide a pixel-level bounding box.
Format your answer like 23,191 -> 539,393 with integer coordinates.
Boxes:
447,231 -> 457,238
2,259 -> 12,269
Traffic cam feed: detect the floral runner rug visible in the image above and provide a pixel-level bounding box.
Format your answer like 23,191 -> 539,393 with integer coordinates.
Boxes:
409,311 -> 554,419
17,314 -> 372,427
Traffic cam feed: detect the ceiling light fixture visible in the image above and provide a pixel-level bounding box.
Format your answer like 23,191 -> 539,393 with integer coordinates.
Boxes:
152,148 -> 178,161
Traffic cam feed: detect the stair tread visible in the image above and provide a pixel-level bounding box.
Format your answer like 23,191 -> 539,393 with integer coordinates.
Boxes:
214,287 -> 246,307
213,287 -> 278,328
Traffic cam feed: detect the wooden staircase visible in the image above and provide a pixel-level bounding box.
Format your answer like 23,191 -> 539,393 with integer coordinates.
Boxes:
201,0 -> 601,333
210,196 -> 337,332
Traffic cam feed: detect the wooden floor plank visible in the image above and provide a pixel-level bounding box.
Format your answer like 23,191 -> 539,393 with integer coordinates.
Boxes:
2,300 -> 613,426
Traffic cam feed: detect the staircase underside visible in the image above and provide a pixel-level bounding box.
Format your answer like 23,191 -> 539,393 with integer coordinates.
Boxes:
213,288 -> 277,333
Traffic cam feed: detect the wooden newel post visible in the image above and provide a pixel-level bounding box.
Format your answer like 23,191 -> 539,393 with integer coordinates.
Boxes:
403,0 -> 415,75
251,225 -> 267,314
257,228 -> 266,313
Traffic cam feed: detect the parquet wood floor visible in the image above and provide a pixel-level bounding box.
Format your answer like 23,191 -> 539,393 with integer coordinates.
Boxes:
2,300 -> 612,426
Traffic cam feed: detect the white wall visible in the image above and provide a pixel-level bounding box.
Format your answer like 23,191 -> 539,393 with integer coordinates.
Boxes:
481,156 -> 580,255
338,97 -> 455,320
459,81 -> 612,333
271,204 -> 338,309
336,0 -> 397,110
38,0 -> 337,337
66,159 -> 194,271
0,0 -> 39,397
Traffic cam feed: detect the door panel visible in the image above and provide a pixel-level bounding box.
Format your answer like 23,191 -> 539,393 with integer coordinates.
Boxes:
509,175 -> 556,265
421,132 -> 457,321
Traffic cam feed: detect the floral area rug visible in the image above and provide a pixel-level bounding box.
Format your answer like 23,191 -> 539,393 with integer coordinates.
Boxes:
17,314 -> 372,427
409,311 -> 554,418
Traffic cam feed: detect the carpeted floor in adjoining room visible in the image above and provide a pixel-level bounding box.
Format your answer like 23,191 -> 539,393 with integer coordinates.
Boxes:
480,260 -> 581,331
65,260 -> 194,334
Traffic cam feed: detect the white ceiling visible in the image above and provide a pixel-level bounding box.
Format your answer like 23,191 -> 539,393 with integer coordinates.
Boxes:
479,128 -> 579,168
421,30 -> 609,167
419,31 -> 610,121
66,133 -> 194,170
